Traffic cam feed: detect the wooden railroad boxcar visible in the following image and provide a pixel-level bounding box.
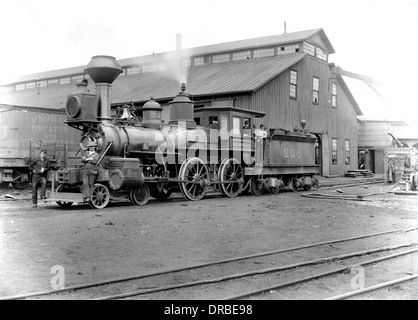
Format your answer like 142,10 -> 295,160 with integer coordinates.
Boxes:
0,104 -> 80,187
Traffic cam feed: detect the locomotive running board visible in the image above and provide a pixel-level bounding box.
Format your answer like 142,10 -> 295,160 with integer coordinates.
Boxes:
245,165 -> 319,176
45,190 -> 84,203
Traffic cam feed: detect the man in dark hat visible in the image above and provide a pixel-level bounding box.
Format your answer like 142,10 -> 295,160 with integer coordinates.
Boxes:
29,149 -> 50,208
81,142 -> 100,201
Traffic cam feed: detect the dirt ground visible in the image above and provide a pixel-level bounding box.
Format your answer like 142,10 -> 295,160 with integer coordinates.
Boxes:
0,175 -> 417,300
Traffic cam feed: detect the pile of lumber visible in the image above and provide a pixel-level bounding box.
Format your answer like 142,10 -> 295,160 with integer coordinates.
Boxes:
344,169 -> 374,177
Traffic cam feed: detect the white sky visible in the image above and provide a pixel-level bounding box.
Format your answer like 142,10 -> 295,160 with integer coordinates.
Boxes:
1,0 -> 417,125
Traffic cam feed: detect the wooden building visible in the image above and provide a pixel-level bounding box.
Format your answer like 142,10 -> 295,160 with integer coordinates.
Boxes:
357,117 -> 418,174
0,28 -> 362,176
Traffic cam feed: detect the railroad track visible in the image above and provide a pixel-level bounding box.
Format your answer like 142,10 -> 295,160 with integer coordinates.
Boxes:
2,226 -> 417,300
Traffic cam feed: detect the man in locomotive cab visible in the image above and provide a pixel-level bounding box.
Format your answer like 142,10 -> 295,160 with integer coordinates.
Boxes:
81,142 -> 100,201
29,149 -> 50,208
243,119 -> 252,138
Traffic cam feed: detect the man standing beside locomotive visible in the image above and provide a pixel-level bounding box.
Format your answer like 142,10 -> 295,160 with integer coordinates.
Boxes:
29,150 -> 50,208
81,142 -> 100,201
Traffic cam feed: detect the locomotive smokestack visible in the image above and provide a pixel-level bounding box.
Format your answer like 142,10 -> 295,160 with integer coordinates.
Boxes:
84,55 -> 123,123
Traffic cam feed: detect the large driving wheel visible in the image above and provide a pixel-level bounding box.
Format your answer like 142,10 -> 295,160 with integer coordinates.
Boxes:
250,176 -> 264,196
218,158 -> 244,198
89,183 -> 110,209
130,184 -> 150,206
55,184 -> 73,208
178,157 -> 209,201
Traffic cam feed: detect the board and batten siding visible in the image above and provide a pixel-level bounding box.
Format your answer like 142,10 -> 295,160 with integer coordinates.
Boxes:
234,55 -> 359,176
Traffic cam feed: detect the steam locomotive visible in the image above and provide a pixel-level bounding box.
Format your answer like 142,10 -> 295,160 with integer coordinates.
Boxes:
47,56 -> 319,209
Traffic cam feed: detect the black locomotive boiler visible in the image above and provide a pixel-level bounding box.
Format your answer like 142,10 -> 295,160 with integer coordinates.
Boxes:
47,55 -> 319,209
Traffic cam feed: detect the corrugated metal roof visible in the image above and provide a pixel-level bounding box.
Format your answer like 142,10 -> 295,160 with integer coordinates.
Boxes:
112,53 -> 306,103
118,28 -> 334,66
4,28 -> 332,84
0,53 -> 305,108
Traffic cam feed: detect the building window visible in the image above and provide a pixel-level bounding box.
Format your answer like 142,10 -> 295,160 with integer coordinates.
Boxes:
316,47 -> 328,61
0,85 -> 14,93
331,83 -> 337,108
72,75 -> 84,83
15,83 -> 25,91
126,66 -> 141,75
181,59 -> 191,67
312,77 -> 319,104
212,54 -> 230,63
254,48 -> 274,58
47,79 -> 59,86
193,56 -> 211,65
37,80 -> 47,87
290,70 -> 298,99
332,138 -> 338,164
345,140 -> 350,164
157,63 -> 167,71
303,42 -> 315,56
25,82 -> 36,89
232,50 -> 251,61
278,44 -> 300,55
142,64 -> 157,73
60,77 -> 71,85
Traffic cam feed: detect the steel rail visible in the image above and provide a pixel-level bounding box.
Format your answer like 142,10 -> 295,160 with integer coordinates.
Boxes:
94,241 -> 418,300
222,247 -> 418,300
1,226 -> 417,300
324,274 -> 418,300
302,181 -> 402,201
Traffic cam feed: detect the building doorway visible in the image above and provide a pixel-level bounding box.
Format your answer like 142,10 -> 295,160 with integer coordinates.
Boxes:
313,133 -> 323,176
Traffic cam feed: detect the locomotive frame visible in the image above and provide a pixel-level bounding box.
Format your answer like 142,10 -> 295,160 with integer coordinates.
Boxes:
46,56 -> 319,209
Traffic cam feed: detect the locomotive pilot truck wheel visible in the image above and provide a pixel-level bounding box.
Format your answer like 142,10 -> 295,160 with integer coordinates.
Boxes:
55,184 -> 73,208
130,184 -> 150,206
89,183 -> 110,209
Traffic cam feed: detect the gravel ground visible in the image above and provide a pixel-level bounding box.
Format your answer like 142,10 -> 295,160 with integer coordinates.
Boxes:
0,175 -> 417,300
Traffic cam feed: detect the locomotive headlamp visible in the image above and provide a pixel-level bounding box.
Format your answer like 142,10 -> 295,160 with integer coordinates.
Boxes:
66,96 -> 81,117
65,79 -> 96,123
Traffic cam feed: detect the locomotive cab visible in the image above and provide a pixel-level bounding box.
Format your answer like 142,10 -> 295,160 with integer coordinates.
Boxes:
194,106 -> 265,160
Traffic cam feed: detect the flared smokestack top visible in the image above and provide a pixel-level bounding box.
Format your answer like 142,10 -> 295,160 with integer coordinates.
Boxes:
84,55 -> 122,123
84,55 -> 123,84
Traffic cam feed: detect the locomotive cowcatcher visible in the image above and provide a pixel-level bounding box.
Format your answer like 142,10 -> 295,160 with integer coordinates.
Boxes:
46,56 -> 319,209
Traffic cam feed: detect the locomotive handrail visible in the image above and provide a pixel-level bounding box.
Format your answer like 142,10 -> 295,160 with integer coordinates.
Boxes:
97,141 -> 113,165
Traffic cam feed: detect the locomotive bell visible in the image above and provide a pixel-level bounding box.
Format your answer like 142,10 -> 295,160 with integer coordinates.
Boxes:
142,96 -> 162,128
167,83 -> 195,128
